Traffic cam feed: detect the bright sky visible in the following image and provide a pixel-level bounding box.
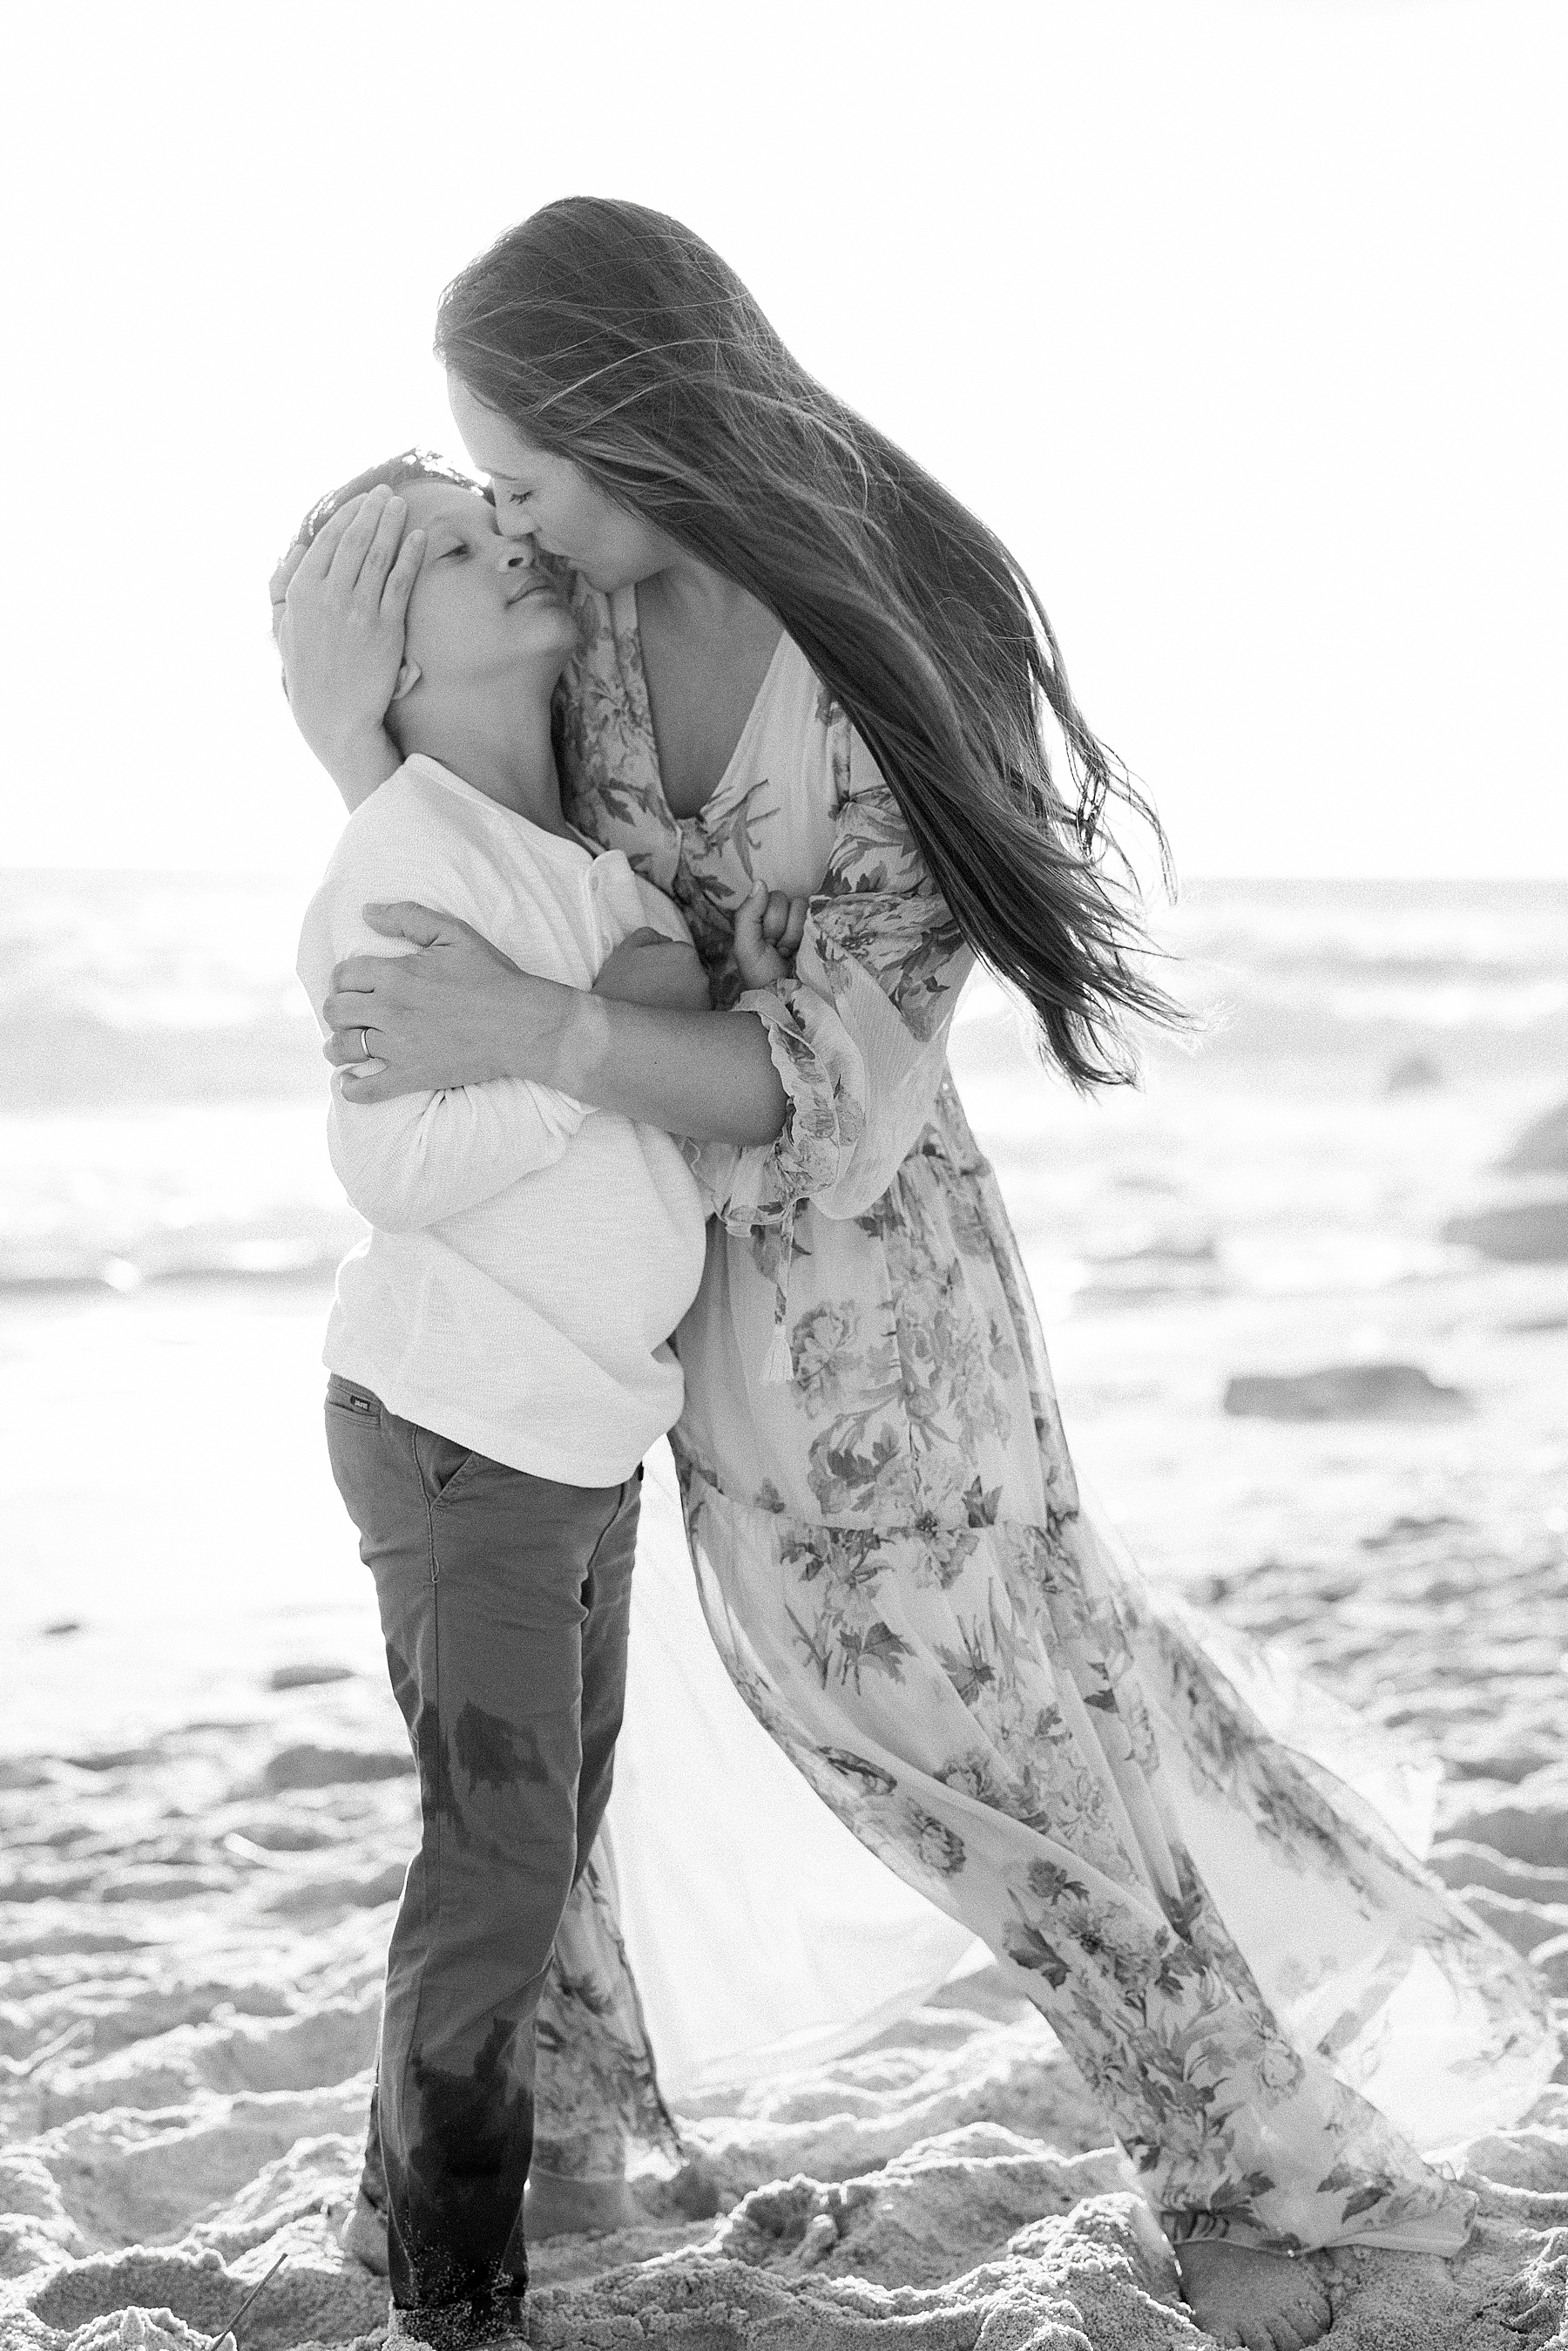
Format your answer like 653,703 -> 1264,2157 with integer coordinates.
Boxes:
3,0 -> 1563,880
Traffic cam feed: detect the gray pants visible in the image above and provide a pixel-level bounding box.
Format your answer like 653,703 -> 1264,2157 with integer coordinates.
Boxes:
325,1374 -> 639,2340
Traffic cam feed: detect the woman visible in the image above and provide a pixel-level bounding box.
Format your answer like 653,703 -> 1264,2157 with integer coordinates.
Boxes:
275,199 -> 1554,2350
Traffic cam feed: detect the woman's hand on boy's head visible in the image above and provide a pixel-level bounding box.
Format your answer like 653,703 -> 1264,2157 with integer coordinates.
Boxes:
271,484 -> 425,774
733,881 -> 808,989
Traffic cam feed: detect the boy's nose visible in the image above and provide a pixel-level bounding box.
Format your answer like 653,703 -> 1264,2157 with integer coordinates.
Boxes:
499,535 -> 537,569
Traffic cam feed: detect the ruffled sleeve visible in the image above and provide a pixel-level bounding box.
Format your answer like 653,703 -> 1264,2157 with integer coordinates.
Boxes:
692,715 -> 974,1230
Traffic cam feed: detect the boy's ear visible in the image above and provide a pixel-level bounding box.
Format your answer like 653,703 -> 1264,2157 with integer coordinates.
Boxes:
391,660 -> 422,701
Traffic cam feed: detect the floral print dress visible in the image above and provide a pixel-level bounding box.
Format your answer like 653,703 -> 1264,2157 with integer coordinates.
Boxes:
539,583 -> 1556,2248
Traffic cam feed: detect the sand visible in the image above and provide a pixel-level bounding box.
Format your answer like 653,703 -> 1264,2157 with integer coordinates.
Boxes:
1,1663 -> 1565,2351
3,995 -> 1566,2348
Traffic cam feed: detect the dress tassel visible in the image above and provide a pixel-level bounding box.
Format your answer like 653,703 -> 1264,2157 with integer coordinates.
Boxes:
761,1317 -> 794,1386
760,1206 -> 797,1386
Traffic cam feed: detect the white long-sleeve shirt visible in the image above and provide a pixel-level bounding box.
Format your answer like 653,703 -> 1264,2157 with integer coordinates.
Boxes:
296,755 -> 707,1486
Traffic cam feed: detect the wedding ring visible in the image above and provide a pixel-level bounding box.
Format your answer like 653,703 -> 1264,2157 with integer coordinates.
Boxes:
357,1026 -> 371,1060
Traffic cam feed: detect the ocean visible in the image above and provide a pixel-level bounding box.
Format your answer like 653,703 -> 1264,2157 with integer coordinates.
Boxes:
3,868 -> 1565,1297
2,864 -> 1564,1765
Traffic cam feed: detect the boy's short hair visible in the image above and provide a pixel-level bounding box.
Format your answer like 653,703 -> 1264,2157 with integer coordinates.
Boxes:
294,449 -> 494,553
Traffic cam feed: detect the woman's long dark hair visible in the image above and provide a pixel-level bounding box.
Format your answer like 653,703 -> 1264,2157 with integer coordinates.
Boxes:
436,197 -> 1181,1084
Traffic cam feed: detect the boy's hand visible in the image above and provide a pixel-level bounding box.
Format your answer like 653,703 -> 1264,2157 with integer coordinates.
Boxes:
733,880 -> 808,988
593,931 -> 713,1013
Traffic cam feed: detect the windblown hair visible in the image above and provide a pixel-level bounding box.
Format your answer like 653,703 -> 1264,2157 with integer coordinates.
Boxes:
293,449 -> 490,556
436,199 -> 1181,1085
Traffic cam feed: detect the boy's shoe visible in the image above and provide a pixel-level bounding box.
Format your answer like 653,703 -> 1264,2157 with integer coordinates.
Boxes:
384,2311 -> 431,2349
386,2293 -> 528,2348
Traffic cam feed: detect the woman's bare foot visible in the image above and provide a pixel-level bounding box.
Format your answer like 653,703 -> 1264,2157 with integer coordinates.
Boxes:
1176,2240 -> 1332,2351
523,2170 -> 641,2239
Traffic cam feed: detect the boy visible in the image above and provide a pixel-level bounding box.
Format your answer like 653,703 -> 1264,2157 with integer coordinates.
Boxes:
294,454 -> 787,2348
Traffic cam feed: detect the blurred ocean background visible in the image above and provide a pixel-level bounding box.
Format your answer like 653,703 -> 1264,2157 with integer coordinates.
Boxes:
4,868 -> 1565,1296
3,867 -> 1565,1760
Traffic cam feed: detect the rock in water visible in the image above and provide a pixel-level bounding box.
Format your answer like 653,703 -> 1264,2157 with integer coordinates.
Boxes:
1443,1198 -> 1568,1263
1498,1097 -> 1568,1175
1222,1363 -> 1471,1420
254,1744 -> 412,1792
265,1663 -> 355,1691
1386,1052 -> 1443,1093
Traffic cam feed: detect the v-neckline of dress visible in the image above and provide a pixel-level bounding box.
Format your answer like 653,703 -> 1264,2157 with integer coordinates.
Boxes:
623,582 -> 794,838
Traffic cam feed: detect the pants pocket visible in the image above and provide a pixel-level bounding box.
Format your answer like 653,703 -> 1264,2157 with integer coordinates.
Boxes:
415,1425 -> 477,1501
326,1374 -> 383,1425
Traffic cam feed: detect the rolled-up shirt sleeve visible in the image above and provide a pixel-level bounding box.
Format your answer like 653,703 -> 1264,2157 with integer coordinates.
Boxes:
322,1070 -> 585,1236
692,722 -> 974,1230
